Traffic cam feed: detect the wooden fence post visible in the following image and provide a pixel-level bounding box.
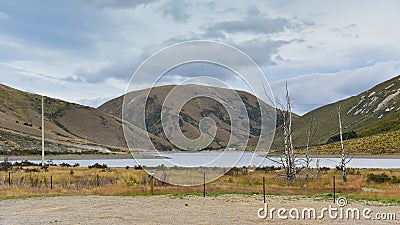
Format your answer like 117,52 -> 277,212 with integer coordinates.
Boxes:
333,176 -> 336,203
263,177 -> 266,203
150,176 -> 154,195
203,173 -> 206,197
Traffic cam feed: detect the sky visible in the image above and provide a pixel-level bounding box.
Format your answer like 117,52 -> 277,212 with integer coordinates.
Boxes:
0,0 -> 399,115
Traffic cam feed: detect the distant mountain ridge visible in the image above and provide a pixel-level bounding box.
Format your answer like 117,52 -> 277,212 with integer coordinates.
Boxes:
99,84 -> 287,151
0,83 -> 128,154
0,83 -> 287,153
273,75 -> 400,151
0,75 -> 398,155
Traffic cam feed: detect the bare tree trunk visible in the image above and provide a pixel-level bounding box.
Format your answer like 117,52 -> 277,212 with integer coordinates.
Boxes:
315,151 -> 320,182
284,82 -> 296,180
267,82 -> 297,181
283,110 -> 290,178
286,82 -> 296,179
266,82 -> 298,181
305,117 -> 314,182
338,105 -> 347,182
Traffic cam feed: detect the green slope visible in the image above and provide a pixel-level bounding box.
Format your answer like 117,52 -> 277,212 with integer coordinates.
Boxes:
273,75 -> 400,153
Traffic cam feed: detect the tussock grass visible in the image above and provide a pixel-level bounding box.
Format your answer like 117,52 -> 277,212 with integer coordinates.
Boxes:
0,166 -> 399,204
309,130 -> 400,155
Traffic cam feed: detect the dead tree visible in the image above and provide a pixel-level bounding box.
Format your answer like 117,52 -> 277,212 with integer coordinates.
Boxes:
1,153 -> 12,171
304,117 -> 315,182
268,82 -> 297,180
337,105 -> 351,182
315,151 -> 320,182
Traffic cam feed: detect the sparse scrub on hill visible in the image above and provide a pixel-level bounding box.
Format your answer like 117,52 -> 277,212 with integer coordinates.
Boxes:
310,130 -> 400,155
367,173 -> 400,184
327,131 -> 357,144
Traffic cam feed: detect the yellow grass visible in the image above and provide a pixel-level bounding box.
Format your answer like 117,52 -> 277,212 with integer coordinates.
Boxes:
0,166 -> 400,203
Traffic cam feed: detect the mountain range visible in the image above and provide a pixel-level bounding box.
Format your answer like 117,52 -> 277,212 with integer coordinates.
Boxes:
285,75 -> 400,154
0,75 -> 399,155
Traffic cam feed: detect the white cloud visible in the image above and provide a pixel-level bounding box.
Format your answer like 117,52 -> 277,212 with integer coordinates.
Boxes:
0,0 -> 399,114
271,61 -> 400,115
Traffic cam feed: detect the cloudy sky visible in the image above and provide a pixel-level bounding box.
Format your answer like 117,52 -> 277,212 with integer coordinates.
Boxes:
0,0 -> 399,114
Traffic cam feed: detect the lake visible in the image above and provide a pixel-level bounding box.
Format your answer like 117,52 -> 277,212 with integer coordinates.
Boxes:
13,151 -> 400,169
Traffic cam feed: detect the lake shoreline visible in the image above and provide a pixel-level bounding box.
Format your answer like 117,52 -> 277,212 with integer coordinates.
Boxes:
4,151 -> 400,161
5,153 -> 170,161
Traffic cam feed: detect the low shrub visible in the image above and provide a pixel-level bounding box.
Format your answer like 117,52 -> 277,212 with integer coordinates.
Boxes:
367,173 -> 393,183
88,163 -> 108,169
13,160 -> 39,167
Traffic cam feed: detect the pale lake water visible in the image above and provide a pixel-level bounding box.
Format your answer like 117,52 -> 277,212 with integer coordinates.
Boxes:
12,151 -> 400,169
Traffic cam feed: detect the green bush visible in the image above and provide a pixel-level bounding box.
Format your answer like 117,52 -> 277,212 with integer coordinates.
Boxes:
13,160 -> 39,167
367,173 -> 391,183
88,163 -> 108,169
327,131 -> 357,144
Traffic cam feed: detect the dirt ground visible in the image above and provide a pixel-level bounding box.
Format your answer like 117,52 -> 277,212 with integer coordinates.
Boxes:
0,194 -> 398,225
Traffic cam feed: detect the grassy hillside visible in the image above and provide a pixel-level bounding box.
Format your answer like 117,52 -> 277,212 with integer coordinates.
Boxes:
309,130 -> 400,155
0,84 -> 130,154
277,76 -> 400,146
1,74 -> 398,155
272,75 -> 400,153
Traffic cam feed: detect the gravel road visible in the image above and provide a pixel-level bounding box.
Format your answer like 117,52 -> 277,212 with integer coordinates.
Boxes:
0,195 -> 398,224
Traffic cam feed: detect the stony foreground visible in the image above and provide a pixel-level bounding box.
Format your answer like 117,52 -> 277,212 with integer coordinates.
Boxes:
0,194 -> 398,224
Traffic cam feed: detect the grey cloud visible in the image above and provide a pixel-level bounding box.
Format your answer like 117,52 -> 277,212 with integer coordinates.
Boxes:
160,0 -> 216,23
62,76 -> 85,83
238,39 -> 290,66
73,37 -> 292,85
197,1 -> 215,10
71,4 -> 303,85
216,7 -> 239,14
202,30 -> 226,39
85,0 -> 158,9
75,57 -> 138,83
161,0 -> 191,22
271,61 -> 400,114
164,31 -> 292,68
73,42 -> 171,84
158,62 -> 237,85
207,7 -> 292,34
274,54 -> 291,62
166,35 -> 291,68
146,38 -> 292,86
246,5 -> 261,15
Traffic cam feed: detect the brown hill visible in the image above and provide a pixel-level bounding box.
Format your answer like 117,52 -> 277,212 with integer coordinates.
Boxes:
0,83 -> 129,154
1,83 -> 290,154
99,84 -> 288,151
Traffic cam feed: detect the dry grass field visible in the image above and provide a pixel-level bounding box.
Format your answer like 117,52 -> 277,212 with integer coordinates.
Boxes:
1,165 -> 400,203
